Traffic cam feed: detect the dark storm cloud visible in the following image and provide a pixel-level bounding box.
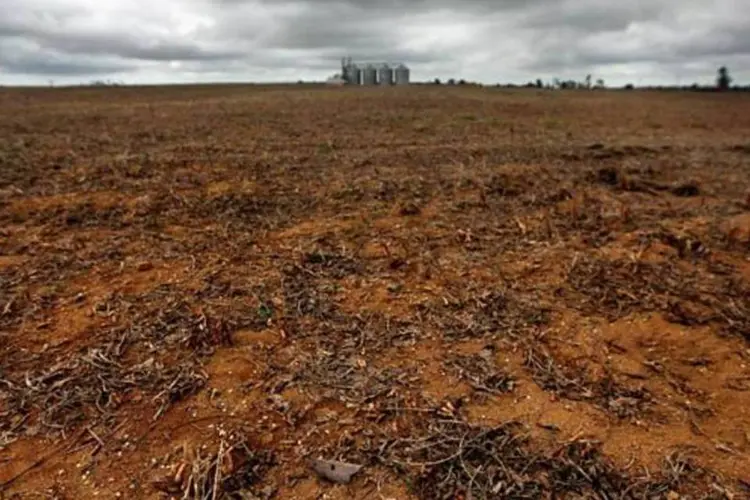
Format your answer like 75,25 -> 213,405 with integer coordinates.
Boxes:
1,0 -> 749,85
216,0 -> 537,12
520,3 -> 669,31
675,24 -> 750,59
0,57 -> 134,76
0,37 -> 137,76
525,8 -> 750,73
0,9 -> 241,64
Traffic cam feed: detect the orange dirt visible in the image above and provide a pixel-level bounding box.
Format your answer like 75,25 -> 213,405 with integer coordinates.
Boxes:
1,85 -> 749,498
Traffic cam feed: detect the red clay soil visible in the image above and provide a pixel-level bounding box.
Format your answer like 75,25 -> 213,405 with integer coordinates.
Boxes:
1,85 -> 749,499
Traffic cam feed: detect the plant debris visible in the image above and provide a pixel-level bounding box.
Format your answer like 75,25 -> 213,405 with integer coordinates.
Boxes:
524,346 -> 652,418
445,348 -> 516,396
373,415 -> 719,499
1,85 -> 748,498
153,432 -> 275,499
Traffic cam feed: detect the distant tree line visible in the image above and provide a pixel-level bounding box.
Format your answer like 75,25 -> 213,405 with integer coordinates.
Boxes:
427,66 -> 747,92
620,67 -> 744,92
86,79 -> 125,87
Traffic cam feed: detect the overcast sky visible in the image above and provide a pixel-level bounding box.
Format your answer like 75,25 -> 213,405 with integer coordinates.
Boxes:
1,0 -> 748,86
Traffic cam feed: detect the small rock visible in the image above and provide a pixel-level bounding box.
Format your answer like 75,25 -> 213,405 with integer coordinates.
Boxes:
309,458 -> 363,484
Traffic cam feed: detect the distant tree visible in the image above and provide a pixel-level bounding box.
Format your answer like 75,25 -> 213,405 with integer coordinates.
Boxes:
458,79 -> 467,85
595,79 -> 605,89
560,80 -> 578,90
553,78 -> 561,89
434,78 -> 441,85
624,83 -> 634,90
448,78 -> 456,85
585,74 -> 592,89
536,78 -> 543,89
717,66 -> 732,90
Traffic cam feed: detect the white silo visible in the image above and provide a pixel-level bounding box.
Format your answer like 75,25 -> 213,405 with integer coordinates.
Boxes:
394,64 -> 410,85
362,64 -> 378,85
378,64 -> 394,85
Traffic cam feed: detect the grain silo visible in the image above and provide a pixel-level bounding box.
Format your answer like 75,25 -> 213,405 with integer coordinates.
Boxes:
394,64 -> 410,85
345,65 -> 361,85
362,64 -> 378,85
378,64 -> 393,85
340,57 -> 360,85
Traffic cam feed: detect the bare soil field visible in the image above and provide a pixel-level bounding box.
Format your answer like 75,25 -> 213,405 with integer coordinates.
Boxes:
1,85 -> 750,499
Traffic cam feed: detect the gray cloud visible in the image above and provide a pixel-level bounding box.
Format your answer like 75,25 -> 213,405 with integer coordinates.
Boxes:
1,0 -> 748,85
0,36 -> 137,77
520,3 -> 669,31
0,5 -> 241,65
1,57 -> 133,77
525,7 -> 750,74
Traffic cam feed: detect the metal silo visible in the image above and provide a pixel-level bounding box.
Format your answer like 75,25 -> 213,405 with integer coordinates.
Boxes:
378,64 -> 393,85
362,64 -> 378,85
351,66 -> 361,85
343,64 -> 360,85
394,64 -> 410,85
